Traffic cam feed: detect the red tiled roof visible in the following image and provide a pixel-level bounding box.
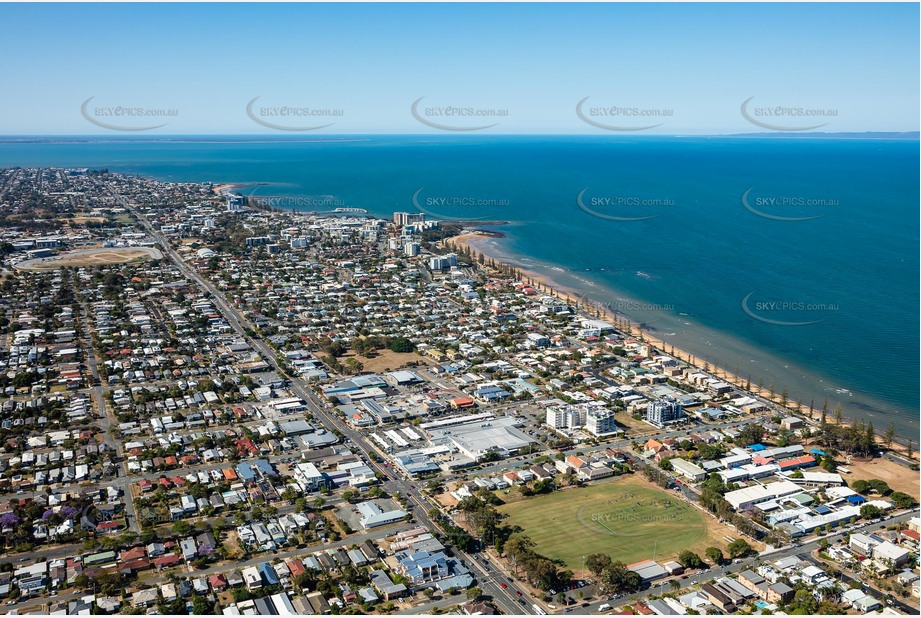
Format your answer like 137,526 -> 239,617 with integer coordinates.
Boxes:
118,558 -> 151,572
287,559 -> 306,577
777,455 -> 815,469
208,574 -> 228,590
119,546 -> 147,562
633,603 -> 654,615
153,554 -> 181,567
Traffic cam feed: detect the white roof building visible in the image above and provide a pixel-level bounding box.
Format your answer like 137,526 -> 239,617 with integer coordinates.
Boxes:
873,541 -> 911,566
794,505 -> 861,533
724,480 -> 802,510
356,501 -> 408,529
671,458 -> 706,481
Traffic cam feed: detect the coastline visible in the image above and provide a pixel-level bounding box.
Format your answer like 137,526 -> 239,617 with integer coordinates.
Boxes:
212,183 -> 239,195
445,231 -> 918,461
2,135 -> 911,456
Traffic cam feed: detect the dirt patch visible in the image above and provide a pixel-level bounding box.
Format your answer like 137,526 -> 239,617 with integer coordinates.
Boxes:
341,349 -> 435,374
223,531 -> 244,559
844,457 -> 920,500
436,491 -> 459,510
217,590 -> 237,607
615,414 -> 662,437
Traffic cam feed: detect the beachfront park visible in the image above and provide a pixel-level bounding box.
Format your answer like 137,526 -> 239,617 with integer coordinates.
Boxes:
498,475 -> 720,571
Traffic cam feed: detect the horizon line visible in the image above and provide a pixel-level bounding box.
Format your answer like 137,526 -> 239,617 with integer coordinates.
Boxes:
0,131 -> 918,140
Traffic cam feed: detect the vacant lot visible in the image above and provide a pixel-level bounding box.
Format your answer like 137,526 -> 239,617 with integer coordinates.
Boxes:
69,215 -> 106,224
499,475 -> 722,572
845,457 -> 920,500
340,349 -> 435,373
15,247 -> 162,271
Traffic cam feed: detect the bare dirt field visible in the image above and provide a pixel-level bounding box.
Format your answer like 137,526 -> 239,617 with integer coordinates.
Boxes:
436,491 -> 459,510
615,414 -> 662,437
341,349 -> 435,374
223,531 -> 245,560
844,457 -> 919,499
70,216 -> 106,224
15,247 -> 163,271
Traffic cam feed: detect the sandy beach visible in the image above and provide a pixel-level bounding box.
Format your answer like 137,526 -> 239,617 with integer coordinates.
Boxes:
445,231 -> 918,461
211,183 -> 240,196
448,231 -> 764,389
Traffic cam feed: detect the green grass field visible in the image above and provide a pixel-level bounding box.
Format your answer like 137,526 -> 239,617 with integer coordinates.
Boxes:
498,475 -> 713,571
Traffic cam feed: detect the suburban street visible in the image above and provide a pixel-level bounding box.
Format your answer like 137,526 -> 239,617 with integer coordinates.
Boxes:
105,183 -> 530,615
78,296 -> 140,533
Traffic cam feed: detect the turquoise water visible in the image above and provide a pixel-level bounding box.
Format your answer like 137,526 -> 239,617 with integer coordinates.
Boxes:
0,135 -> 916,434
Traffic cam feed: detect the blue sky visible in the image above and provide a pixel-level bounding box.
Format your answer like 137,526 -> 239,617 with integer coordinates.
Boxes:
0,2 -> 917,134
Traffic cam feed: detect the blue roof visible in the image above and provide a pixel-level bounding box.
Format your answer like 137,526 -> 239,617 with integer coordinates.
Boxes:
253,459 -> 276,476
258,562 -> 279,585
814,505 -> 832,514
847,495 -> 867,504
436,574 -> 474,591
810,448 -> 826,456
749,443 -> 767,451
236,462 -> 256,482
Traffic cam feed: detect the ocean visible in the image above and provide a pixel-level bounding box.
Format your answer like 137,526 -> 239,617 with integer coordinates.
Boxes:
0,135 -> 917,435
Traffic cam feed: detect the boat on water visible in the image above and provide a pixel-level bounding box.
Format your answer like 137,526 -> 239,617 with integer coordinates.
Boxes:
333,207 -> 368,214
